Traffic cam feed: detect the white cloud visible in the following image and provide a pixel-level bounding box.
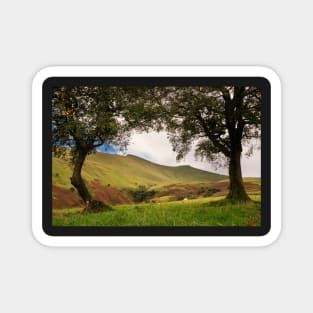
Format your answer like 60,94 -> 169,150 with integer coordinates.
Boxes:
126,131 -> 261,177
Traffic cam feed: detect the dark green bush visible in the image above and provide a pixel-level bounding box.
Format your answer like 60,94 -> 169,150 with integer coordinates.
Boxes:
129,186 -> 156,203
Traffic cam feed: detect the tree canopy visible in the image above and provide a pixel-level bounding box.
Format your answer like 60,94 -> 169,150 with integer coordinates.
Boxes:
52,86 -> 130,158
161,86 -> 261,200
52,85 -> 261,206
52,86 -> 150,210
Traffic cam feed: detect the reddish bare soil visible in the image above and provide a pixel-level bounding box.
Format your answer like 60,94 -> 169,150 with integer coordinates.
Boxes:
52,180 -> 260,209
157,183 -> 217,200
52,185 -> 83,209
91,180 -> 132,205
53,181 -> 132,209
210,181 -> 260,196
157,181 -> 260,199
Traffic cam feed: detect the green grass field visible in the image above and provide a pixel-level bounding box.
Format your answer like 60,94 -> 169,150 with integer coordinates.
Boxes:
52,151 -> 261,227
53,195 -> 261,227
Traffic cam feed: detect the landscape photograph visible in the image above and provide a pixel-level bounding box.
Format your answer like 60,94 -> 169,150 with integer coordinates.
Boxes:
52,85 -> 261,227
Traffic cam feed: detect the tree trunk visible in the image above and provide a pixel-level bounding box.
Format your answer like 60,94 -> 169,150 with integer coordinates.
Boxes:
226,149 -> 250,201
70,149 -> 92,205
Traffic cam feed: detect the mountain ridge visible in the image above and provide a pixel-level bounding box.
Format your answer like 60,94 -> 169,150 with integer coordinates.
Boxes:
53,151 -> 227,191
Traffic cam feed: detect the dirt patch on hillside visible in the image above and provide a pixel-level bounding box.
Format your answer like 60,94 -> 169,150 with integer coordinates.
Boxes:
156,181 -> 260,199
210,181 -> 260,196
157,184 -> 219,200
243,182 -> 260,193
52,185 -> 83,209
91,180 -> 132,205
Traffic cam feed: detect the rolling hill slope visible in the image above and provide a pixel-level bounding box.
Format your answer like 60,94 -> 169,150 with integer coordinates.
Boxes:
53,152 -> 226,190
52,152 -> 229,208
52,152 -> 262,209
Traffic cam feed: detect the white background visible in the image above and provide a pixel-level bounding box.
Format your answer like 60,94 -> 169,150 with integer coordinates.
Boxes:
0,0 -> 310,312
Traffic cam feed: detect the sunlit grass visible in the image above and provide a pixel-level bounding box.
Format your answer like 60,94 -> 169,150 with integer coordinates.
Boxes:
52,195 -> 261,227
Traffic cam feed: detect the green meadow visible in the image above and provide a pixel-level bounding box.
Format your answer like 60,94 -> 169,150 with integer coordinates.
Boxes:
53,195 -> 261,227
52,152 -> 261,227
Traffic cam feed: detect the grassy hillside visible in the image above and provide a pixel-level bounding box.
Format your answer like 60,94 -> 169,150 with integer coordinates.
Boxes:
53,195 -> 261,227
53,152 -> 226,190
52,151 -> 261,227
52,151 -> 260,210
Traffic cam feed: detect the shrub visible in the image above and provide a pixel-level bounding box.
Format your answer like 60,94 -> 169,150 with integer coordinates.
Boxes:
130,186 -> 156,203
206,188 -> 220,196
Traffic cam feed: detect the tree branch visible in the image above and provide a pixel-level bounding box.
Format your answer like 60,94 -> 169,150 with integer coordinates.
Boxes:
196,113 -> 230,157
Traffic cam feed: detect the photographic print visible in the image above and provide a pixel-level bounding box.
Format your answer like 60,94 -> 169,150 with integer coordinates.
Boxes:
48,79 -> 266,233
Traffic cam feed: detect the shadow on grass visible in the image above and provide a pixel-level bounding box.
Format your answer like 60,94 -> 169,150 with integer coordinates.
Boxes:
82,200 -> 113,214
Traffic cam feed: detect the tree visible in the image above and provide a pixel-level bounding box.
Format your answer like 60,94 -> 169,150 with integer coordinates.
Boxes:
52,86 -> 133,211
163,86 -> 261,201
52,85 -> 261,207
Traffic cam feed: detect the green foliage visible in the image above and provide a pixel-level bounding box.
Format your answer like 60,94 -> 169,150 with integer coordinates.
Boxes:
52,86 -> 134,157
160,86 -> 261,166
129,186 -> 156,203
52,86 -> 261,168
52,86 -> 157,204
51,85 -> 261,203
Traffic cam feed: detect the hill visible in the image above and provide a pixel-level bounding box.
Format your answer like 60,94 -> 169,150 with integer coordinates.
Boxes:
52,152 -> 261,209
53,152 -> 226,190
52,152 -> 228,208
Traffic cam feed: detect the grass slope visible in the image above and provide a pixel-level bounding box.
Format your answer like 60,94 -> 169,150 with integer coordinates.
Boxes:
53,195 -> 261,227
53,152 -> 226,190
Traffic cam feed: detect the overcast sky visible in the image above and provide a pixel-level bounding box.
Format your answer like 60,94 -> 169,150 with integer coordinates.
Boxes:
123,131 -> 261,177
